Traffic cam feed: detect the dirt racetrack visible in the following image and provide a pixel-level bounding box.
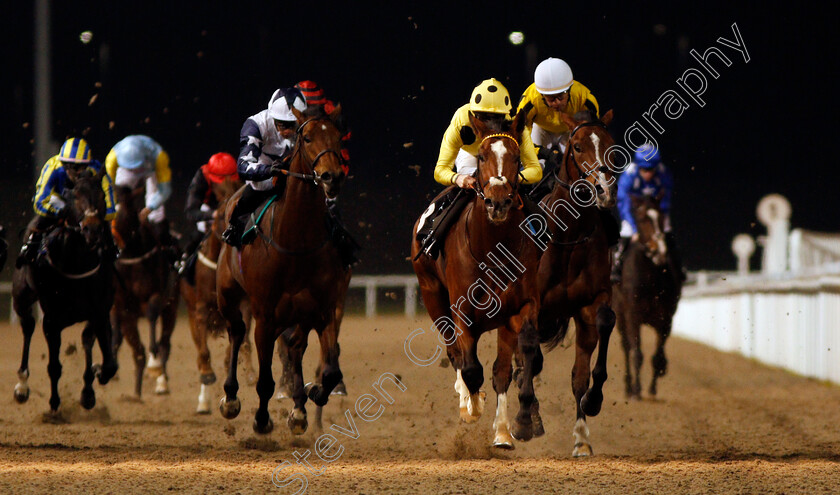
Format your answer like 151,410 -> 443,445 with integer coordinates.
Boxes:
1,313 -> 839,494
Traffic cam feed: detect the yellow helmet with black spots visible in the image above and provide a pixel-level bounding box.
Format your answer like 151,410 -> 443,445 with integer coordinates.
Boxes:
469,78 -> 512,115
58,137 -> 92,163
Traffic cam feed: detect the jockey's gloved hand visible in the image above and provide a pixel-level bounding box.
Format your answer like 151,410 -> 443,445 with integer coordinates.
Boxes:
56,207 -> 71,220
269,159 -> 289,176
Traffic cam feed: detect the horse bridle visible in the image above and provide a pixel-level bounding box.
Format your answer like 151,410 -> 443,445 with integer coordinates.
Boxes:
472,133 -> 524,208
279,117 -> 345,184
555,120 -> 611,191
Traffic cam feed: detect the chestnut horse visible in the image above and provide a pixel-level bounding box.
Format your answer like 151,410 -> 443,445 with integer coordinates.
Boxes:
12,168 -> 118,413
612,194 -> 682,399
111,185 -> 180,397
216,106 -> 349,435
411,110 -> 542,449
531,110 -> 618,456
180,177 -> 256,414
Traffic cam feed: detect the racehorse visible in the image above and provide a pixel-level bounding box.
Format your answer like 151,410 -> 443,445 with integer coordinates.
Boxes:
411,110 -> 542,449
612,194 -> 682,399
216,105 -> 350,434
532,109 -> 618,456
180,177 -> 256,414
111,185 -> 180,397
12,168 -> 118,414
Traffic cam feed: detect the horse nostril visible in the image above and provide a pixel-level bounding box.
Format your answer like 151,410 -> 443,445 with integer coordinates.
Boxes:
321,172 -> 333,183
503,198 -> 512,206
484,198 -> 492,206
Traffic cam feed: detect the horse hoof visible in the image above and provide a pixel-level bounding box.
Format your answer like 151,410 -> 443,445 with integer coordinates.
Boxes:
96,363 -> 118,385
510,419 -> 534,442
573,442 -> 593,457
219,396 -> 241,419
253,417 -> 274,434
287,410 -> 308,435
305,383 -> 329,407
581,389 -> 603,417
155,375 -> 170,395
200,372 -> 217,386
331,381 -> 347,396
14,384 -> 30,404
493,431 -> 515,450
80,389 -> 96,410
532,412 -> 546,438
196,402 -> 211,415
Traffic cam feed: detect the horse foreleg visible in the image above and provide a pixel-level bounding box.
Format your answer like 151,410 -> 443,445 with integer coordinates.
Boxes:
92,313 -> 118,385
13,291 -> 37,404
153,296 -> 177,395
218,313 -> 246,420
452,327 -> 484,424
283,325 -> 309,435
80,323 -> 97,410
119,314 -> 146,397
511,314 -> 542,442
252,318 -> 277,435
491,326 -> 516,449
275,327 -> 296,400
649,321 -> 672,397
308,320 -> 343,407
145,294 -> 163,376
620,311 -> 642,399
43,317 -> 63,413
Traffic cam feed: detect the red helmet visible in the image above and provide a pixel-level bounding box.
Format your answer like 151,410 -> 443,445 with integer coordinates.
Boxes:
203,152 -> 238,183
295,80 -> 327,107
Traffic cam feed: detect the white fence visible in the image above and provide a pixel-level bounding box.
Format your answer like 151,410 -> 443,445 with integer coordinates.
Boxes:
0,277 -> 421,321
673,263 -> 840,385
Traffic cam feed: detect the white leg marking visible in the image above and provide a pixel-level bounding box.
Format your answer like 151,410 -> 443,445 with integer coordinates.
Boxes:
197,383 -> 211,414
147,352 -> 163,370
572,417 -> 593,457
492,393 -> 514,448
455,370 -> 470,409
155,374 -> 169,395
14,370 -> 30,399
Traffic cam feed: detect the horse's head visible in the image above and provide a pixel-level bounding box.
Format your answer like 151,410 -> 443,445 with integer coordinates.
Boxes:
469,109 -> 527,224
113,185 -> 146,250
291,105 -> 346,199
67,167 -> 108,247
631,194 -> 667,266
211,177 -> 243,204
560,109 -> 617,209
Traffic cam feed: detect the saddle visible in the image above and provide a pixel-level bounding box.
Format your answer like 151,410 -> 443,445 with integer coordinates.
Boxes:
414,187 -> 473,260
240,195 -> 278,246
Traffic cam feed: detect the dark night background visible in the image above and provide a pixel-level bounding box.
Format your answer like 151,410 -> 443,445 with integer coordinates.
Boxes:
1,1 -> 836,277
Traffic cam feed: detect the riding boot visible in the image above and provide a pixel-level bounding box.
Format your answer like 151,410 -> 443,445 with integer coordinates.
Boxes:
222,186 -> 268,248
419,189 -> 473,260
16,231 -> 43,268
665,232 -> 686,282
178,250 -> 198,284
610,236 -> 630,284
520,194 -> 551,245
325,200 -> 360,270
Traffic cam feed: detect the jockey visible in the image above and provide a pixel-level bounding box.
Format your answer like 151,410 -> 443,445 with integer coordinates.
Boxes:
221,87 -> 307,247
17,138 -> 117,267
105,134 -> 178,261
612,144 -> 683,282
517,57 -> 600,199
178,152 -> 239,281
417,78 -> 542,258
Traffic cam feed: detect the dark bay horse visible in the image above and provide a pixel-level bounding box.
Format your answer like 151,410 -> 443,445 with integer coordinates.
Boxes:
411,110 -> 542,449
111,185 -> 180,396
12,168 -> 118,414
532,110 -> 618,456
216,106 -> 350,434
180,177 -> 256,414
612,195 -> 682,399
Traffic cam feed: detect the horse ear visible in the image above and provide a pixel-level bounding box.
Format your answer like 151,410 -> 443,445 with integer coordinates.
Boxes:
469,112 -> 489,139
511,108 -> 526,141
330,103 -> 342,122
559,112 -> 579,131
600,109 -> 614,127
292,107 -> 305,123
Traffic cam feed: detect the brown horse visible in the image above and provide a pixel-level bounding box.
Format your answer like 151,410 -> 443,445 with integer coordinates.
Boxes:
180,177 -> 256,414
612,194 -> 682,399
411,110 -> 542,449
216,106 -> 349,434
12,167 -> 118,414
531,110 -> 618,456
111,185 -> 180,397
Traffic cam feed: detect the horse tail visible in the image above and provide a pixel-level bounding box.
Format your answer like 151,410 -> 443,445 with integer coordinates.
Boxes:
539,317 -> 570,352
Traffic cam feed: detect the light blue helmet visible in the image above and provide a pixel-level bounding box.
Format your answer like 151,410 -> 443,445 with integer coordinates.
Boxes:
113,135 -> 159,170
634,144 -> 660,170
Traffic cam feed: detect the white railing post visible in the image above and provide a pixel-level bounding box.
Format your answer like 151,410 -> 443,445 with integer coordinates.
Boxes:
365,280 -> 377,318
404,282 -> 417,319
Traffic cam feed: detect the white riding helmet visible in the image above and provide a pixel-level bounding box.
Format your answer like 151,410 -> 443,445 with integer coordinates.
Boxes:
267,88 -> 307,121
534,57 -> 574,95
